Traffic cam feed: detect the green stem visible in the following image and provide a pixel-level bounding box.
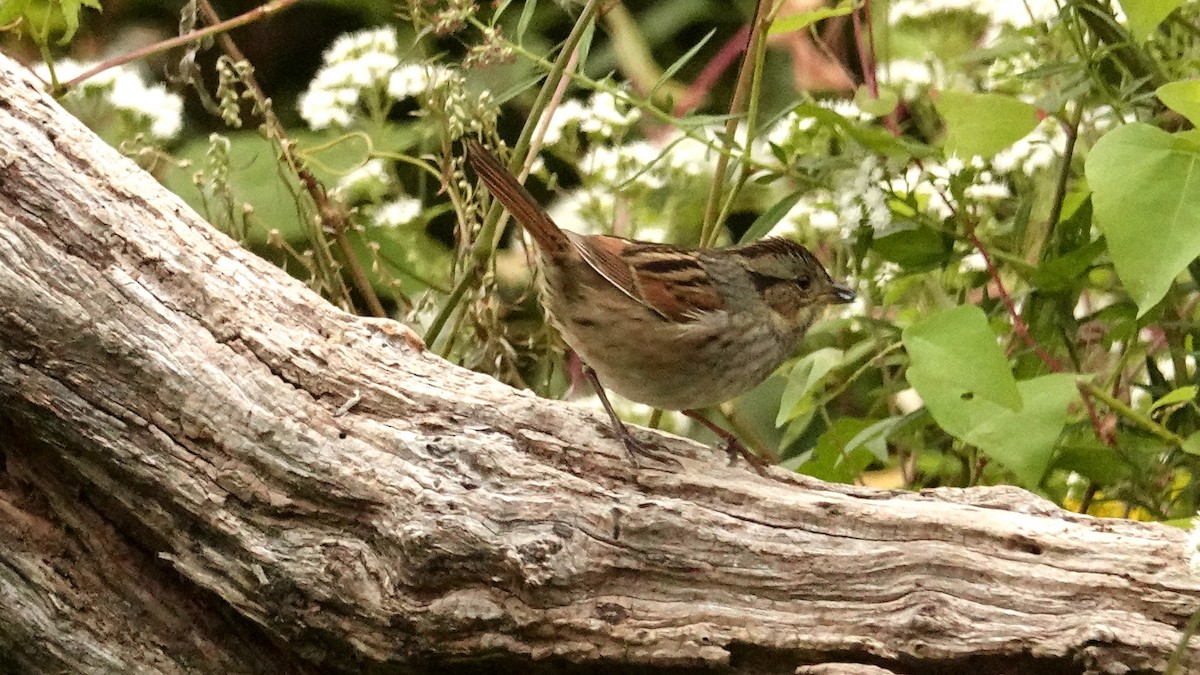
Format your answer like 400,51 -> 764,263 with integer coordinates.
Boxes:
700,0 -> 774,248
1044,103 -> 1083,249
426,0 -> 603,348
483,29 -> 784,178
1079,380 -> 1188,447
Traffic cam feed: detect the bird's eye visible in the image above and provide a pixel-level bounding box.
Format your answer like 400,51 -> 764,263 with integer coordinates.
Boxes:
797,276 -> 811,291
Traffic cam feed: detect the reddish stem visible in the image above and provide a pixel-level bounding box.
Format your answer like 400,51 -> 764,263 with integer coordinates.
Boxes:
673,25 -> 750,116
966,227 -> 1063,372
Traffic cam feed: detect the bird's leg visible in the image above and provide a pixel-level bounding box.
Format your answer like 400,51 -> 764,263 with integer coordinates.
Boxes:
682,409 -> 770,473
580,365 -> 677,467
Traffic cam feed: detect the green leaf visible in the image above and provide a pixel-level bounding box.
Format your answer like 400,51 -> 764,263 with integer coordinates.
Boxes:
903,305 -> 1022,412
1030,239 -> 1106,291
1149,385 -> 1198,413
56,0 -> 101,44
908,372 -> 1077,488
854,85 -> 899,117
844,416 -> 907,462
934,91 -> 1041,158
1085,123 -> 1200,315
0,0 -> 27,25
1183,431 -> 1200,456
795,418 -> 877,484
1055,440 -> 1131,485
776,348 -> 843,426
787,102 -> 935,158
650,29 -> 716,99
516,0 -> 539,41
1118,0 -> 1185,41
1157,79 -> 1200,128
873,226 -> 952,269
768,0 -> 855,35
740,190 -> 804,244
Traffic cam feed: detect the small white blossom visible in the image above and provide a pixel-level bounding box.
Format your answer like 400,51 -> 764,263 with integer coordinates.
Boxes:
890,0 -> 1058,28
298,89 -> 354,129
542,90 -> 640,146
893,387 -> 925,414
874,261 -> 902,284
579,90 -> 640,137
818,97 -> 871,122
959,252 -> 988,272
333,159 -> 391,202
373,197 -> 422,228
542,99 -> 588,146
886,59 -> 935,89
300,27 -> 458,130
36,59 -> 184,140
1073,292 -> 1119,320
808,206 -> 841,233
765,109 -> 821,150
325,26 -> 397,64
663,133 -> 717,176
835,156 -> 893,233
581,142 -> 668,191
991,121 -> 1066,175
387,63 -> 453,100
545,187 -> 615,236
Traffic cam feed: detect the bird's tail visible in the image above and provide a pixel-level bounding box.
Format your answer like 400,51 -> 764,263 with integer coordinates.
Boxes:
465,139 -> 571,257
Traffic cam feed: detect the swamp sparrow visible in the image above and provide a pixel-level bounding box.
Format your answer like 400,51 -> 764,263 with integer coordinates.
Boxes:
465,139 -> 854,467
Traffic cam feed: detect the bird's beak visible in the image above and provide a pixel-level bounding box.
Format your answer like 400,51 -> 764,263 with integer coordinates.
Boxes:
829,281 -> 856,304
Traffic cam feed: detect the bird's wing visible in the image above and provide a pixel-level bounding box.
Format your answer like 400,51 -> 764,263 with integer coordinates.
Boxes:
569,233 -> 725,323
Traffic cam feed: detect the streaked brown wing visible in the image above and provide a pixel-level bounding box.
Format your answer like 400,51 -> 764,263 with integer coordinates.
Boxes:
569,234 -> 724,322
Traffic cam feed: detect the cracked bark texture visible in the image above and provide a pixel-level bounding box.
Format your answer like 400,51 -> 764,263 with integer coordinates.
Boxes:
0,53 -> 1198,675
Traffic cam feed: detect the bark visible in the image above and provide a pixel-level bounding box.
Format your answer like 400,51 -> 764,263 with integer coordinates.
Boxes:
0,53 -> 1198,675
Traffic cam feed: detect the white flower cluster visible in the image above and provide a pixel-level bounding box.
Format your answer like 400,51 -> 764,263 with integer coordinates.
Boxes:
889,0 -> 1059,29
372,197 -> 423,228
36,59 -> 183,139
765,110 -> 818,148
542,90 -> 642,145
580,141 -> 667,190
388,63 -> 454,100
780,196 -> 841,237
299,27 -> 399,129
884,58 -> 961,100
838,155 -> 893,233
544,187 -> 617,238
332,158 -> 392,203
991,120 -> 1066,176
298,26 -> 454,130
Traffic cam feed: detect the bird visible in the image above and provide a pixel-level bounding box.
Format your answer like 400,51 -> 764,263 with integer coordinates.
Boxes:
465,138 -> 854,467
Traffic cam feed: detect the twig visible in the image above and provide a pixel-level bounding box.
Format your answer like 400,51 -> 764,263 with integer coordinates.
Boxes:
1045,104 -> 1083,235
57,0 -> 300,93
965,226 -> 1063,372
195,0 -> 385,318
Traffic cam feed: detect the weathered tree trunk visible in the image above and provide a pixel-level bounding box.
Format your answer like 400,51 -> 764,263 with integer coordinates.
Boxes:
0,53 -> 1197,675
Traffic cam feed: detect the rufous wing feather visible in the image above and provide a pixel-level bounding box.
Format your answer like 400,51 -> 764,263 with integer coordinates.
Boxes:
575,236 -> 725,323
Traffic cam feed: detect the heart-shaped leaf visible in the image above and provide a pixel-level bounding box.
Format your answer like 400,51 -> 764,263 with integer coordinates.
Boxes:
934,91 -> 1041,159
1157,79 -> 1200,128
1118,0 -> 1186,42
907,372 -> 1077,488
903,305 -> 1022,412
1085,123 -> 1200,315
